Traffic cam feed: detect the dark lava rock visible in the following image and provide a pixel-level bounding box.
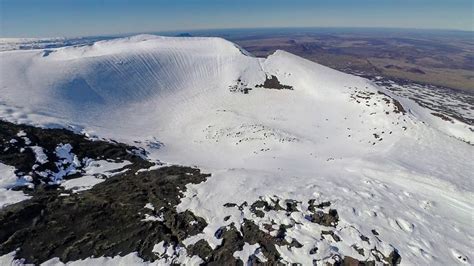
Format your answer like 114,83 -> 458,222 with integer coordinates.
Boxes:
387,250 -> 402,265
285,199 -> 300,213
306,209 -> 339,227
0,120 -> 152,186
0,166 -> 210,264
193,218 -> 292,265
371,247 -> 402,265
377,91 -> 406,114
392,99 -> 407,114
309,246 -> 318,255
187,239 -> 213,261
205,224 -> 244,265
431,112 -> 453,122
360,234 -> 370,244
321,230 -> 341,242
249,198 -> 285,218
341,256 -> 376,266
308,199 -> 331,212
250,200 -> 268,218
256,75 -> 293,90
352,245 -> 365,256
240,219 -> 288,263
289,238 -> 303,248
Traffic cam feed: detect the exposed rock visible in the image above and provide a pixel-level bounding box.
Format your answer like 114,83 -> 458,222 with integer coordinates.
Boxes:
256,75 -> 293,90
0,166 -> 210,264
0,120 -> 152,186
187,239 -> 213,261
377,91 -> 406,114
431,112 -> 453,122
306,209 -> 339,227
321,230 -> 341,242
341,256 -> 375,266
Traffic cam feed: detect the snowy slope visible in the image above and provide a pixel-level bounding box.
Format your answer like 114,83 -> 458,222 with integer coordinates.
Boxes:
0,35 -> 473,265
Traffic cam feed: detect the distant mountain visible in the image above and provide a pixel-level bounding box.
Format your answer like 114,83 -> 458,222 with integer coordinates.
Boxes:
0,34 -> 472,265
175,33 -> 193,37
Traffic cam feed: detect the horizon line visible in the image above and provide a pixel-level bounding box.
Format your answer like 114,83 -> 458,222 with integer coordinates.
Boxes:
2,26 -> 473,39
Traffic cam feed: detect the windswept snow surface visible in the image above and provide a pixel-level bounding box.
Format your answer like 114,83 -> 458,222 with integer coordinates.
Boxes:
0,35 -> 473,265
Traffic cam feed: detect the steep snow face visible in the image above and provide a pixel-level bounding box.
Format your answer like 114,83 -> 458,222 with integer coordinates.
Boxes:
0,35 -> 473,265
0,35 -> 264,134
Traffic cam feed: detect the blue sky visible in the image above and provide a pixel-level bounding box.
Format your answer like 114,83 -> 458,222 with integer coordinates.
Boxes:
1,0 -> 472,37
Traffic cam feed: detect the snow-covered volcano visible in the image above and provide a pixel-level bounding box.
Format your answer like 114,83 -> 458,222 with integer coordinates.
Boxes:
0,35 -> 472,265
